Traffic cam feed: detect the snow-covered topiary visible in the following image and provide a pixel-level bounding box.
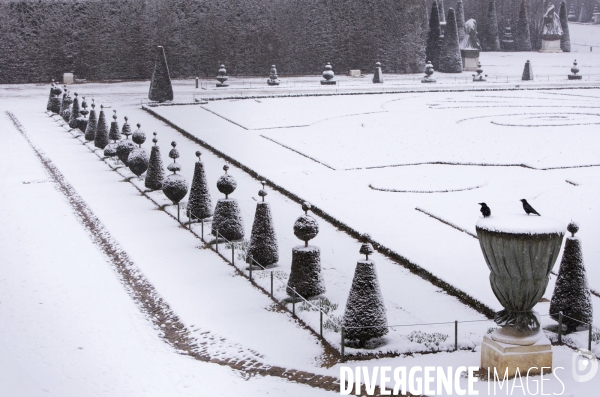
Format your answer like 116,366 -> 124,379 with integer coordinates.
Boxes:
247,181 -> 279,268
321,63 -> 335,85
116,123 -> 139,165
148,46 -> 173,103
46,81 -> 55,111
108,110 -> 120,142
211,165 -> 244,241
84,100 -> 97,141
437,0 -> 446,26
60,89 -> 73,123
162,141 -> 188,204
49,84 -> 63,114
267,65 -> 280,86
186,151 -> 213,221
127,124 -> 149,177
287,202 -> 325,299
78,96 -> 89,133
559,1 -> 571,53
216,64 -> 229,87
342,234 -> 388,347
483,0 -> 500,51
68,92 -> 81,129
550,222 -> 593,332
372,62 -> 383,84
515,0 -> 532,51
439,8 -> 463,73
94,105 -> 109,149
145,132 -> 165,191
522,59 -> 534,81
426,1 -> 442,70
121,116 -> 132,139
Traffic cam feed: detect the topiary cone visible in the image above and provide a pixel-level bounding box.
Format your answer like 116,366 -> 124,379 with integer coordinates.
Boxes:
247,181 -> 278,267
426,1 -> 442,70
84,100 -> 98,142
148,46 -> 174,103
145,132 -> 165,191
549,222 -> 593,332
439,8 -> 463,73
94,105 -> 109,149
187,151 -> 213,221
68,92 -> 81,129
342,235 -> 388,347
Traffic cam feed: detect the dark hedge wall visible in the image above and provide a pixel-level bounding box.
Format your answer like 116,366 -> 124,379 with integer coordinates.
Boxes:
0,0 -> 428,84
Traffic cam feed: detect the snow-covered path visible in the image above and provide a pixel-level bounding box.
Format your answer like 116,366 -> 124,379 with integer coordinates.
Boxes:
0,114 -> 338,396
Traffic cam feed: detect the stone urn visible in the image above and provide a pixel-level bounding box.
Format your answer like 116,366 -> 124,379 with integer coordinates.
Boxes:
476,215 -> 565,377
568,59 -> 582,80
216,64 -> 229,87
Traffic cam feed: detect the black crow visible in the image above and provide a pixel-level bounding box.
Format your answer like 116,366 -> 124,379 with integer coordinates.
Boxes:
521,199 -> 540,216
479,203 -> 491,217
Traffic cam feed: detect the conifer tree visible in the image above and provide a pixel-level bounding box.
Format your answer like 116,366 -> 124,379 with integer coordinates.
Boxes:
187,151 -> 213,221
145,132 -> 165,191
483,0 -> 501,51
247,181 -> 279,268
550,222 -> 593,332
515,0 -> 532,51
94,105 -> 109,149
84,100 -> 97,142
342,234 -> 388,347
559,1 -> 571,53
456,0 -> 466,44
426,1 -> 442,70
439,8 -> 463,73
148,46 -> 173,103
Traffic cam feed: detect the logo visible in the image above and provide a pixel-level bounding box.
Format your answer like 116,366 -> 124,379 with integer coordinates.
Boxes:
572,348 -> 598,383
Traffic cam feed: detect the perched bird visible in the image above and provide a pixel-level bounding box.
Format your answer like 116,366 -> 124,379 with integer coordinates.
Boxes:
521,199 -> 541,216
479,203 -> 491,217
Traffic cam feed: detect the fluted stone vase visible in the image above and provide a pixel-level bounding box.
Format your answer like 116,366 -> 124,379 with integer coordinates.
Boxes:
476,215 -> 565,344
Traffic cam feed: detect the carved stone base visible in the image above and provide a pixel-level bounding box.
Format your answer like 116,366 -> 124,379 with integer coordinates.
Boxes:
216,83 -> 229,87
568,75 -> 582,80
481,335 -> 552,378
421,77 -> 436,83
320,80 -> 336,85
539,39 -> 562,53
267,80 -> 280,86
463,56 -> 480,72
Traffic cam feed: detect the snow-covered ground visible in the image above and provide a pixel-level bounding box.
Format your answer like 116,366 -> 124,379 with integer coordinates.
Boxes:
1,23 -> 599,396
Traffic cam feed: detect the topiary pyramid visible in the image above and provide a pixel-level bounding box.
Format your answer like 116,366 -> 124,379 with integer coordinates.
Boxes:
437,0 -> 446,26
46,80 -> 55,111
286,202 -> 326,299
78,96 -> 89,133
211,165 -> 244,241
187,151 -> 213,221
559,1 -> 571,53
116,121 -> 137,166
148,46 -> 174,103
145,132 -> 165,191
104,110 -> 121,158
426,1 -> 442,70
342,233 -> 388,347
127,124 -> 149,177
162,141 -> 189,205
68,92 -> 81,129
49,83 -> 63,114
94,105 -> 110,149
439,8 -> 463,73
522,59 -> 534,81
483,0 -> 501,51
550,222 -> 593,332
247,181 -> 279,268
84,100 -> 98,142
372,62 -> 383,84
515,0 -> 532,51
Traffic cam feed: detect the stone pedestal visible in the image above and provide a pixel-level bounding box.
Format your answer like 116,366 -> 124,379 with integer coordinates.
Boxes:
348,70 -> 361,77
63,73 -> 74,84
594,13 -> 600,24
460,49 -> 480,72
481,335 -> 552,378
539,39 -> 562,53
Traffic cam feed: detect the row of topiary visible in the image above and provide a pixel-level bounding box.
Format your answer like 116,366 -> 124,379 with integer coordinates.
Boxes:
46,81 -> 388,348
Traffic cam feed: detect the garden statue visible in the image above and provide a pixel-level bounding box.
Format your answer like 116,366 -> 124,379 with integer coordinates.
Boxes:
539,5 -> 563,53
460,19 -> 481,71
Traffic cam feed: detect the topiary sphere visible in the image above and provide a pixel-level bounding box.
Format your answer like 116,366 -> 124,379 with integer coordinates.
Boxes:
169,141 -> 180,159
167,162 -> 182,173
294,214 -> 319,243
132,123 -> 146,145
116,140 -> 136,165
302,201 -> 311,213
162,174 -> 188,204
567,221 -> 579,237
103,143 -> 117,157
217,174 -> 237,196
128,148 -> 149,176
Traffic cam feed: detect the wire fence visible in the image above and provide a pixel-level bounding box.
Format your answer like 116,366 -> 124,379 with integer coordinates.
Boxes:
47,109 -> 600,363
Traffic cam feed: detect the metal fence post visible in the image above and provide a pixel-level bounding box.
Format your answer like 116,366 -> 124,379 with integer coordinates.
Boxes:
177,203 -> 180,223
231,243 -> 235,266
270,271 -> 273,297
292,288 -> 296,316
320,301 -> 323,338
341,327 -> 345,362
589,324 -> 593,351
455,320 -> 458,351
216,230 -> 219,253
201,219 -> 204,240
558,312 -> 563,344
